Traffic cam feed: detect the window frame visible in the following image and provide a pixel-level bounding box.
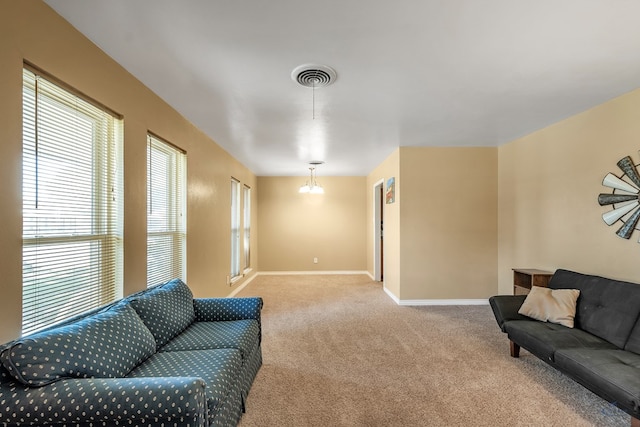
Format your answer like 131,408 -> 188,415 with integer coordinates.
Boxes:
243,184 -> 251,272
21,66 -> 123,336
146,133 -> 187,288
230,178 -> 241,281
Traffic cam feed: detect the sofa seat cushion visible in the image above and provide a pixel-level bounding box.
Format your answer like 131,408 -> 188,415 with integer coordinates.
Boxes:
555,348 -> 640,411
0,369 -> 209,427
129,279 -> 195,349
0,304 -> 156,386
127,348 -> 242,416
160,320 -> 259,360
505,320 -> 617,364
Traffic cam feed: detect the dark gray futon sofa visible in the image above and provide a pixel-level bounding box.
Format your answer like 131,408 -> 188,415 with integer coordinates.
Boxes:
490,269 -> 640,426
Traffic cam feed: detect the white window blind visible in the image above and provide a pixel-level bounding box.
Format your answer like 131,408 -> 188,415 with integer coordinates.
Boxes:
243,185 -> 251,270
147,134 -> 186,287
230,178 -> 241,279
22,68 -> 123,336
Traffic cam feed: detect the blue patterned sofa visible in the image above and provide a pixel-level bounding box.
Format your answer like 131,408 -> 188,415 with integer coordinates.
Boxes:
0,279 -> 263,427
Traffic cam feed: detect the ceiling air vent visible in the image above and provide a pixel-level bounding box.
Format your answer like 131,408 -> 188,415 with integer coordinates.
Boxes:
291,64 -> 337,88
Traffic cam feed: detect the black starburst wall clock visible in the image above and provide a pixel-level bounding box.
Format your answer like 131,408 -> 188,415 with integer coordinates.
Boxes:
598,152 -> 640,242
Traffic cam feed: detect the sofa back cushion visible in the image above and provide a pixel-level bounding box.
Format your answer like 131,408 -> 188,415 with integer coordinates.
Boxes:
549,269 -> 640,348
129,279 -> 195,349
0,304 -> 156,386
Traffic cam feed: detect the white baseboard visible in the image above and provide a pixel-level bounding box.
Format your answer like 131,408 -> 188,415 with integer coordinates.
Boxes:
397,299 -> 489,306
234,272 -> 488,306
227,273 -> 258,297
230,270 -> 373,296
383,286 -> 399,303
383,286 -> 489,306
257,270 -> 370,276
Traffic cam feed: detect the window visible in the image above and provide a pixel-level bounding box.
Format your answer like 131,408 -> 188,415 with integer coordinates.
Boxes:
230,178 -> 241,279
147,134 -> 186,287
22,68 -> 123,335
243,185 -> 251,271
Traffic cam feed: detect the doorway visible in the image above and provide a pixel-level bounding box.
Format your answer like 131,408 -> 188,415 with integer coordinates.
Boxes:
373,179 -> 384,282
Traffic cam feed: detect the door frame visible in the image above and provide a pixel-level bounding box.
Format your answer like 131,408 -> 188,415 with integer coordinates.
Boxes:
373,178 -> 384,282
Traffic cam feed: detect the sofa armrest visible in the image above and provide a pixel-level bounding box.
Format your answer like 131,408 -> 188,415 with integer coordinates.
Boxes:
489,295 -> 528,332
0,376 -> 208,426
194,297 -> 263,322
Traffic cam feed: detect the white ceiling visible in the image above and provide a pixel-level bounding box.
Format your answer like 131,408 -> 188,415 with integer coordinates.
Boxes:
45,0 -> 640,176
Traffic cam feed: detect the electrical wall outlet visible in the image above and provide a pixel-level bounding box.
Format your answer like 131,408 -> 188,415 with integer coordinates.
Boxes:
313,257 -> 318,264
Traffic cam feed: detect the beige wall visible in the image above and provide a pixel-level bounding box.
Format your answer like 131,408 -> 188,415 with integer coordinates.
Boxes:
399,147 -> 498,300
497,88 -> 640,294
257,176 -> 366,272
0,1 -> 257,342
367,148 -> 498,301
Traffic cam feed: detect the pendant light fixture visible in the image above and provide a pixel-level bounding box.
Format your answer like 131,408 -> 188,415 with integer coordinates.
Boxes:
299,161 -> 324,194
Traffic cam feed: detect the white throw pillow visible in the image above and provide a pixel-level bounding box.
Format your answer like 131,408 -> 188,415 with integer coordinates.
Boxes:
518,286 -> 580,328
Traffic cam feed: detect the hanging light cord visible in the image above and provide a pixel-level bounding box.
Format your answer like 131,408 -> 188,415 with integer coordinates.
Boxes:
312,79 -> 316,120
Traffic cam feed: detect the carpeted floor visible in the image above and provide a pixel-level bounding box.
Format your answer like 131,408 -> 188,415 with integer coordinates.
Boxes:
236,274 -> 629,427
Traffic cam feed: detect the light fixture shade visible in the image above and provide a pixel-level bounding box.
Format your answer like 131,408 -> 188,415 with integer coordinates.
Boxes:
299,164 -> 324,195
299,184 -> 311,193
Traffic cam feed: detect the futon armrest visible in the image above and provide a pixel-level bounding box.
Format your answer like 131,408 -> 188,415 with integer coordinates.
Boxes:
489,295 -> 528,332
0,376 -> 208,426
194,297 -> 263,322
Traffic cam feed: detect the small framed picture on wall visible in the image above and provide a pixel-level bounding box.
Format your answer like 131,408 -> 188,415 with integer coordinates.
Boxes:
386,177 -> 395,204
